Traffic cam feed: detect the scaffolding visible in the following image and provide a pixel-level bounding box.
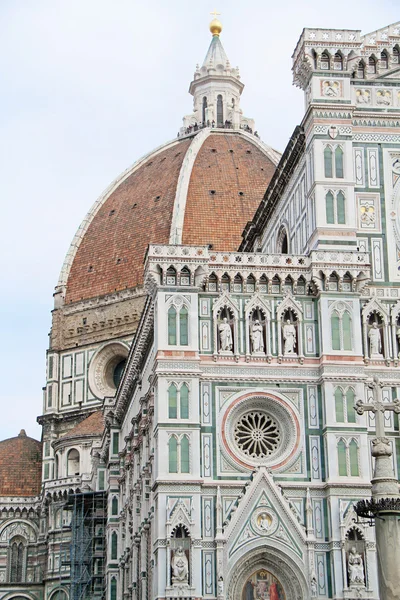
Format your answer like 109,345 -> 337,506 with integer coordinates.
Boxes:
64,491 -> 107,600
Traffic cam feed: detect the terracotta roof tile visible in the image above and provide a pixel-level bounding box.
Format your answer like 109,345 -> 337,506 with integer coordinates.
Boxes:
61,411 -> 104,439
65,132 -> 276,304
0,430 -> 42,497
65,139 -> 192,303
182,134 -> 276,249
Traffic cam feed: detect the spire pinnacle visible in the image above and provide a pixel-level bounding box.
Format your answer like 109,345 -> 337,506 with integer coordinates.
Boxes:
209,9 -> 222,36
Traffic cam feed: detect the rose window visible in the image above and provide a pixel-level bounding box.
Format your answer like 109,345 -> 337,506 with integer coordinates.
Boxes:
222,394 -> 300,469
234,411 -> 280,458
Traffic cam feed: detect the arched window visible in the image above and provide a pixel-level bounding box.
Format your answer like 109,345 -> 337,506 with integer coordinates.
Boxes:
111,497 -> 118,516
233,273 -> 243,293
168,384 -> 178,419
169,436 -> 178,473
110,577 -> 117,600
334,52 -> 343,71
349,440 -> 359,476
221,273 -> 230,291
10,538 -> 25,582
335,388 -> 345,422
180,267 -> 190,286
166,266 -> 177,285
342,312 -> 352,351
180,384 -> 189,419
335,387 -> 356,423
321,52 -> 330,70
246,275 -> 256,292
179,307 -> 188,345
312,49 -> 318,70
337,440 -> 347,476
217,95 -> 223,127
324,146 -> 333,178
393,46 -> 400,64
346,389 -> 356,423
368,56 -> 377,75
325,190 -> 346,225
326,191 -> 335,224
111,531 -> 118,560
67,449 -> 80,476
181,436 -> 190,473
331,307 -> 352,351
168,306 -> 177,345
281,233 -> 288,254
337,191 -> 345,224
271,275 -> 281,294
208,272 -> 218,292
202,97 -> 208,124
331,311 -> 341,350
357,60 -> 366,79
381,50 -> 389,69
335,147 -> 344,178
50,589 -> 68,600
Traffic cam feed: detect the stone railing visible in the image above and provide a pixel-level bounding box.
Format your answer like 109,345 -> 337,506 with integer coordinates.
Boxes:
44,476 -> 82,492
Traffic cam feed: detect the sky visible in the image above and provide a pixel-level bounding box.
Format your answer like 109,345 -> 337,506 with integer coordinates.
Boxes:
0,0 -> 399,441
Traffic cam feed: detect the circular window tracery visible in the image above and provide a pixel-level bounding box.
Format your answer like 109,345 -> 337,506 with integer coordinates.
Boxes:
234,411 -> 280,458
222,393 -> 300,470
88,342 -> 129,399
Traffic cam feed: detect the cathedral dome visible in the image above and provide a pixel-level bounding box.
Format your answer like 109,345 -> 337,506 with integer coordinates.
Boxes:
0,430 -> 42,497
60,130 -> 278,304
57,22 -> 280,305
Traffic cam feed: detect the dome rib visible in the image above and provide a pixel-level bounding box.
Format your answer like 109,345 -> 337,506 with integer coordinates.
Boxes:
57,137 -> 185,293
62,130 -> 280,304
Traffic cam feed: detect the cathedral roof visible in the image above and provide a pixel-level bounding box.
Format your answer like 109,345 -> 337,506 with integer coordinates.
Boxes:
202,33 -> 229,68
57,19 -> 280,305
60,130 -> 278,304
61,410 -> 105,439
0,430 -> 42,497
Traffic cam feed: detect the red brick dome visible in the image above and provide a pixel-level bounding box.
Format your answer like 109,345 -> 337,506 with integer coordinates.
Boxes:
59,130 -> 278,304
0,430 -> 42,497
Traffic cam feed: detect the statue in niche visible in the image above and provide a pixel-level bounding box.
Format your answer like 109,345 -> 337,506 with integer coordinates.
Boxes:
171,546 -> 189,584
310,576 -> 317,597
283,319 -> 296,354
396,327 -> 400,358
348,547 -> 365,585
217,576 -> 224,596
250,319 -> 264,353
219,317 -> 233,352
368,322 -> 382,356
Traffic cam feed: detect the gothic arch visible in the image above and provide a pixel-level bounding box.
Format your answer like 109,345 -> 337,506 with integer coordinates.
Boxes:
226,546 -> 308,600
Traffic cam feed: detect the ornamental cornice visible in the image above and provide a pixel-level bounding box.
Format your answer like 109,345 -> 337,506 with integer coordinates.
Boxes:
114,298 -> 154,423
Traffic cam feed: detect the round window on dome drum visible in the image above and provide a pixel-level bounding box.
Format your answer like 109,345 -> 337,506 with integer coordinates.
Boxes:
113,359 -> 127,388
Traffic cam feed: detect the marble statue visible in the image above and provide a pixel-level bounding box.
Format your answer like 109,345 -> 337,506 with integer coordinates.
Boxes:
310,577 -> 317,597
368,322 -> 382,356
251,319 -> 264,353
172,546 -> 188,584
218,576 -> 224,596
283,320 -> 296,354
348,547 -> 365,585
219,317 -> 233,352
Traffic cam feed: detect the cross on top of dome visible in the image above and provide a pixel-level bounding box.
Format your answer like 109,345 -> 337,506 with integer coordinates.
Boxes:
209,9 -> 222,36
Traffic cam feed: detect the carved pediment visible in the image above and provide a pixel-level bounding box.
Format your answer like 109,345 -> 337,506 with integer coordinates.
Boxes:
276,291 -> 303,321
245,293 -> 271,318
166,498 -> 194,536
362,297 -> 389,324
213,292 -> 239,318
223,468 -> 307,564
